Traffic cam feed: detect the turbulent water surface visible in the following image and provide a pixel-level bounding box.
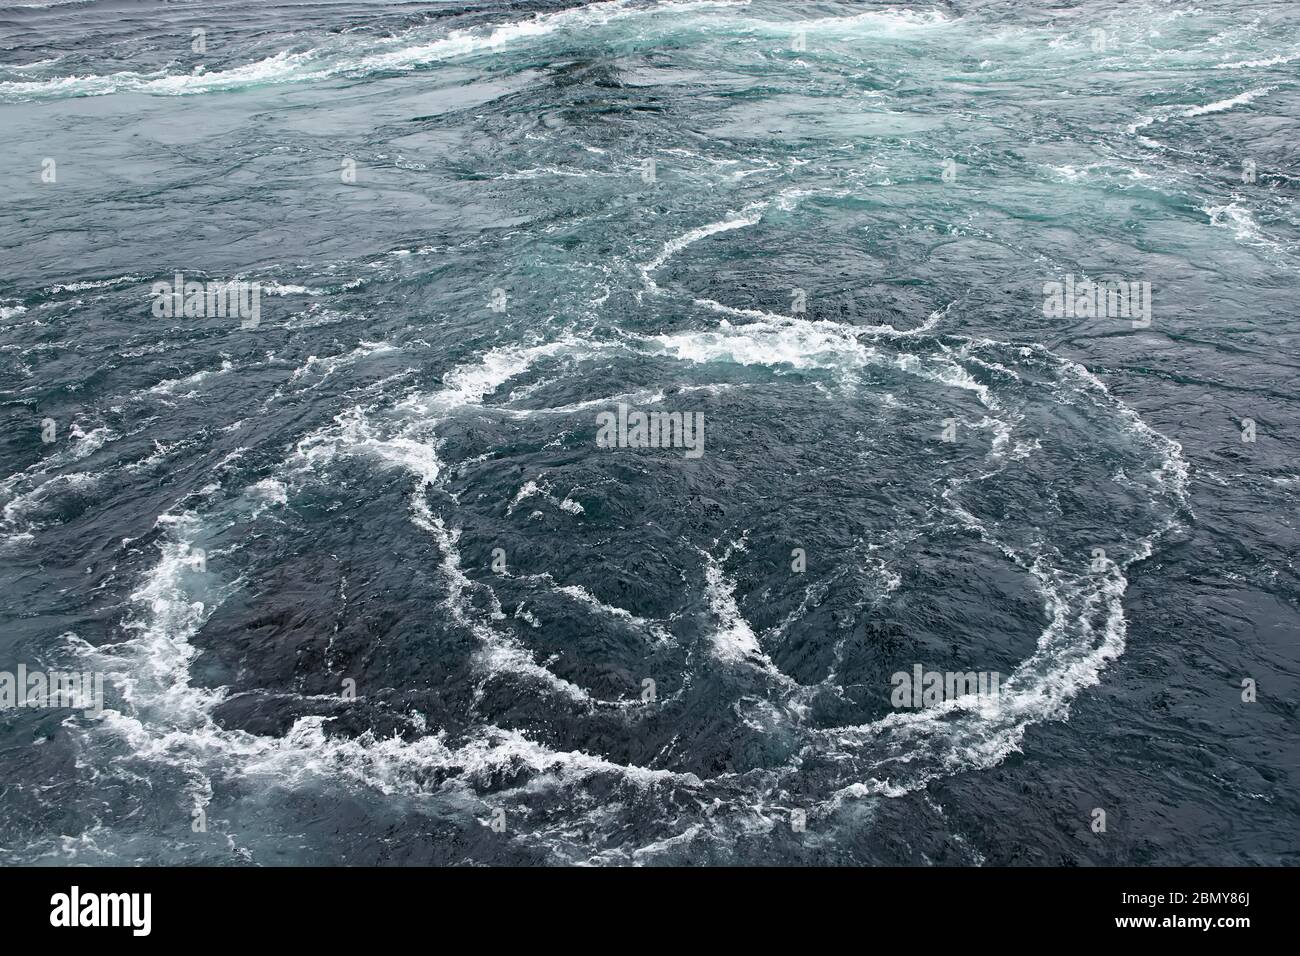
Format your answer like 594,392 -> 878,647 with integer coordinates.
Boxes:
1,0 -> 1297,865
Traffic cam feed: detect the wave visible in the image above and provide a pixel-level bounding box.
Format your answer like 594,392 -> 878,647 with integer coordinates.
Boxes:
1126,84 -> 1279,139
145,359 -> 235,400
1183,85 -> 1277,117
0,0 -> 752,102
742,5 -> 952,37
1200,199 -> 1294,261
46,274 -> 146,294
1215,51 -> 1300,70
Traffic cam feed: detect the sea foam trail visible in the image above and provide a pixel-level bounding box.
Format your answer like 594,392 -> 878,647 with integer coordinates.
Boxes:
0,0 -> 751,101
738,6 -> 952,36
1182,85 -> 1277,116
637,203 -> 769,295
1125,85 -> 1280,137
1215,52 -> 1300,70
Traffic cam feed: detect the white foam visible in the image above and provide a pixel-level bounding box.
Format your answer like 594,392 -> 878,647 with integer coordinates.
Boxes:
543,579 -> 673,644
145,359 -> 234,399
755,7 -> 952,34
261,281 -> 327,297
407,338 -> 597,413
1183,85 -> 1276,116
239,718 -> 699,796
701,550 -> 764,662
1200,200 -> 1287,258
0,0 -> 752,101
496,165 -> 597,181
47,275 -> 145,294
1214,52 -> 1300,69
638,203 -> 768,294
640,312 -> 988,409
249,478 -> 288,507
2,471 -> 102,544
284,340 -> 396,391
409,494 -> 594,703
698,544 -> 799,691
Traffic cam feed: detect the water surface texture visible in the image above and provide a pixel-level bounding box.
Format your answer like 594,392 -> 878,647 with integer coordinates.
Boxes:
1,0 -> 1298,865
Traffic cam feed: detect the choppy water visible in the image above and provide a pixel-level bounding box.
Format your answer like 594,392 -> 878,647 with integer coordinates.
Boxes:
1,0 -> 1297,866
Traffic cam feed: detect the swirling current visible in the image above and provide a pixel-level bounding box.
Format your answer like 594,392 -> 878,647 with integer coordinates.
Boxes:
0,0 -> 1297,866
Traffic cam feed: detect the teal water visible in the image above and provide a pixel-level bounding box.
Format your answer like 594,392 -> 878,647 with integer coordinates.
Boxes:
0,0 -> 1297,865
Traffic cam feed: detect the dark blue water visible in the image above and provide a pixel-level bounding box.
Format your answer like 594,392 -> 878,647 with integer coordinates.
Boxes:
1,0 -> 1297,865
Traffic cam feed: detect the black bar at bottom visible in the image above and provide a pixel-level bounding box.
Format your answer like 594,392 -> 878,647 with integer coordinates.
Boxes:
0,866 -> 1279,941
